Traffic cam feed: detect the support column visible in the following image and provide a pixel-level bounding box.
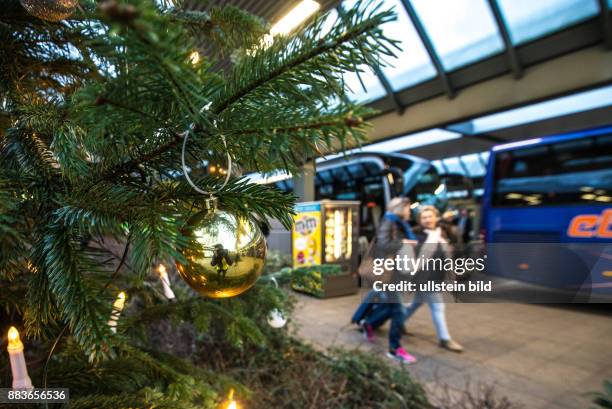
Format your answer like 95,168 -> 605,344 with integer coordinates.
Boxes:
294,161 -> 315,202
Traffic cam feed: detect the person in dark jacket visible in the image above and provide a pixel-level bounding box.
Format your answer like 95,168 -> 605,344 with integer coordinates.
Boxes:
211,244 -> 233,279
404,205 -> 463,352
458,208 -> 473,244
352,197 -> 417,364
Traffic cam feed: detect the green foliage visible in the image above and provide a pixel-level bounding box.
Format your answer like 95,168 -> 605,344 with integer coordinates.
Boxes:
0,274 -> 292,408
174,6 -> 269,56
0,0 -> 425,407
0,187 -> 25,280
291,264 -> 343,297
212,333 -> 431,409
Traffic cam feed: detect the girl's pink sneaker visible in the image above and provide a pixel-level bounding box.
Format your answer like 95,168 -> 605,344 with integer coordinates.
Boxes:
387,347 -> 417,364
362,323 -> 375,342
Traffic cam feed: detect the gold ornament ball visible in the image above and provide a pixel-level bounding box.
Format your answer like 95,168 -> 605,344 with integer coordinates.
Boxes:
175,209 -> 267,298
20,0 -> 78,21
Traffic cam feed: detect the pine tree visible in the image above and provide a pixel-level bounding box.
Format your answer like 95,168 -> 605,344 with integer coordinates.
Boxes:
0,1 -> 430,408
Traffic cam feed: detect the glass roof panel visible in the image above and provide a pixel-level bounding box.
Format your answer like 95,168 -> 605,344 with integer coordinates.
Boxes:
460,153 -> 486,177
343,65 -> 387,103
361,128 -> 462,152
480,152 -> 491,167
409,0 -> 505,71
447,85 -> 612,134
318,8 -> 386,103
496,0 -> 599,45
318,7 -> 338,36
431,159 -> 445,174
377,0 -> 437,90
441,157 -> 465,174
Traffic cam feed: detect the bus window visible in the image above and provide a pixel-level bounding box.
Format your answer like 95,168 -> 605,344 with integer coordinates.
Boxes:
410,165 -> 447,210
386,168 -> 404,197
314,161 -> 387,238
493,134 -> 612,207
259,152 -> 431,241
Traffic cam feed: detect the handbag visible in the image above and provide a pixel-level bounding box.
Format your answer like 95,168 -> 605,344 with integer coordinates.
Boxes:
358,236 -> 395,284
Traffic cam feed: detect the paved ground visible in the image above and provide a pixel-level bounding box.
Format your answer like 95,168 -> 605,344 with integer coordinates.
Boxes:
290,292 -> 612,408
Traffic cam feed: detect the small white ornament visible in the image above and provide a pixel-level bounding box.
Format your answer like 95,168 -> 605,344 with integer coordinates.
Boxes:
267,308 -> 287,328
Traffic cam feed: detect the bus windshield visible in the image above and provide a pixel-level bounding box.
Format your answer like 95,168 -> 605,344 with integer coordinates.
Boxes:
492,133 -> 612,207
315,160 -> 394,203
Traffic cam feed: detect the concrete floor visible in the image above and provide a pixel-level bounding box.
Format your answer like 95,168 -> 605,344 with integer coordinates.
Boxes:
290,292 -> 612,408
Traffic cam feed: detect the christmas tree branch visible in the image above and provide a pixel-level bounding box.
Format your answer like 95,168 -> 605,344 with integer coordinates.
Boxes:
1,126 -> 60,180
37,223 -> 114,360
212,3 -> 397,115
98,131 -> 184,182
227,115 -> 366,137
87,2 -> 395,182
171,7 -> 268,55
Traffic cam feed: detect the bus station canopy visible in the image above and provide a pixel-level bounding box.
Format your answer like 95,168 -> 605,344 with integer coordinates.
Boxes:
186,0 -> 612,167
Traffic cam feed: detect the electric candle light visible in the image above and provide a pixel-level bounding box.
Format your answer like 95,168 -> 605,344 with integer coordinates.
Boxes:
189,50 -> 200,65
224,388 -> 239,409
108,291 -> 127,334
6,327 -> 33,390
158,264 -> 176,300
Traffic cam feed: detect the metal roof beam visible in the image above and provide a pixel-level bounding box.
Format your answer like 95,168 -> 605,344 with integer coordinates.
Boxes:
371,65 -> 405,114
598,0 -> 612,49
366,45 -> 612,143
478,152 -> 488,168
399,0 -> 455,98
487,0 -> 523,79
457,156 -> 470,176
471,133 -> 506,144
439,160 -> 450,174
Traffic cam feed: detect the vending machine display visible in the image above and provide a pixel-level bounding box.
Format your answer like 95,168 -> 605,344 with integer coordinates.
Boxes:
292,200 -> 360,275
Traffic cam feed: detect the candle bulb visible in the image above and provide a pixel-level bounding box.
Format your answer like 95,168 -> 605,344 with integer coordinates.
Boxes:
223,388 -> 240,409
108,291 -> 126,334
225,389 -> 239,409
7,327 -> 33,390
157,264 -> 176,300
189,50 -> 200,65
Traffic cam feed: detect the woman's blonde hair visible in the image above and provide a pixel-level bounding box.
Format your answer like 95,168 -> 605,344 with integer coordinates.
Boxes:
418,205 -> 440,221
386,197 -> 410,216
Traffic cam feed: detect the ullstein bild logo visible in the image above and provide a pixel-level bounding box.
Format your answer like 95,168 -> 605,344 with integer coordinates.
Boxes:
567,209 -> 612,238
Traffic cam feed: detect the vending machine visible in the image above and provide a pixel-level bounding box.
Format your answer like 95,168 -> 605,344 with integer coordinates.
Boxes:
291,200 -> 360,297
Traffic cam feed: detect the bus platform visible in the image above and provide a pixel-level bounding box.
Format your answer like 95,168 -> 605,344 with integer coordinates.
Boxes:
291,292 -> 612,409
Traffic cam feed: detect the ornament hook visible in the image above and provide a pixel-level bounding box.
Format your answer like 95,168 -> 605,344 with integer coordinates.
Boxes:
180,124 -> 232,198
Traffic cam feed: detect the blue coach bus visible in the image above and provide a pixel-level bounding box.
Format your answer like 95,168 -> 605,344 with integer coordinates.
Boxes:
481,126 -> 612,299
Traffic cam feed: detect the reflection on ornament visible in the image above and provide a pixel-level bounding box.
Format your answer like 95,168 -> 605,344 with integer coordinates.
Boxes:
176,209 -> 267,298
20,0 -> 78,22
267,308 -> 287,328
